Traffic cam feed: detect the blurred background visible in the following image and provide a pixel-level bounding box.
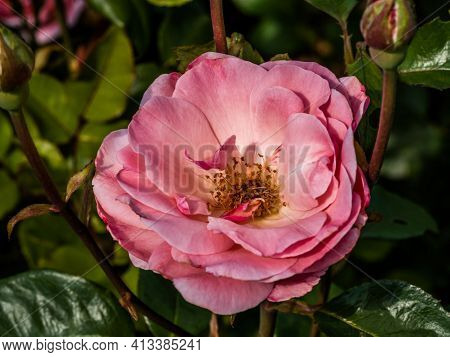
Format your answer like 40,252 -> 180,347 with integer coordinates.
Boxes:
0,0 -> 448,336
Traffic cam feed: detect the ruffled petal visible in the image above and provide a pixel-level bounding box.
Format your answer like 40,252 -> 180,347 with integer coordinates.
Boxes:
173,55 -> 267,148
95,129 -> 129,179
322,89 -> 354,129
262,194 -> 362,282
172,247 -> 297,281
141,72 -> 181,105
258,64 -> 331,113
208,212 -> 327,257
261,60 -> 341,89
278,113 -> 335,211
176,195 -> 210,216
128,198 -> 234,255
116,168 -> 177,214
128,96 -> 220,198
339,76 -> 370,130
173,274 -> 273,315
185,135 -> 238,170
250,86 -> 304,151
221,199 -> 262,224
267,271 -> 325,302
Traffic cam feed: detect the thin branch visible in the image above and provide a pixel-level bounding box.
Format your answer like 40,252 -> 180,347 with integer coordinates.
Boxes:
9,109 -> 191,337
368,69 -> 398,184
209,0 -> 228,54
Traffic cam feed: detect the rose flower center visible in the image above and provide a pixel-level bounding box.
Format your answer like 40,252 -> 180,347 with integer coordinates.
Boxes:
205,154 -> 285,219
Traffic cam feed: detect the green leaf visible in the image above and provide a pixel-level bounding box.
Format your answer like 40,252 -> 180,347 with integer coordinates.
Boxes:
88,0 -> 151,56
398,19 -> 450,90
347,46 -> 383,108
17,215 -> 110,289
76,120 -> 128,167
274,313 -> 311,337
130,63 -> 163,98
83,27 -> 135,122
138,270 -> 210,336
232,0 -> 297,16
304,0 -> 359,22
316,280 -> 450,336
3,137 -> 68,193
362,186 -> 438,240
228,33 -> 264,65
65,161 -> 94,202
0,110 -> 13,158
270,53 -> 291,61
348,46 -> 382,153
7,204 -> 53,240
127,0 -> 152,56
87,0 -> 130,27
0,270 -> 134,336
158,4 -> 211,62
173,42 -> 214,72
147,0 -> 192,6
0,170 -> 19,219
26,74 -> 79,144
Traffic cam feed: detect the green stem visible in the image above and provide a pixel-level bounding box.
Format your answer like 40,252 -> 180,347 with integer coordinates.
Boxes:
368,69 -> 398,184
259,301 -> 277,337
9,108 -> 191,337
309,271 -> 331,337
209,0 -> 228,54
340,20 -> 354,68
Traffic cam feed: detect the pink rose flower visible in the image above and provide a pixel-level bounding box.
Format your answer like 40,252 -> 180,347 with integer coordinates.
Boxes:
0,0 -> 84,44
93,53 -> 370,315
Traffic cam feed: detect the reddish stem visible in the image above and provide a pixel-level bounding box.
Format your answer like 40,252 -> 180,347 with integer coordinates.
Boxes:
210,0 -> 228,54
368,69 -> 398,184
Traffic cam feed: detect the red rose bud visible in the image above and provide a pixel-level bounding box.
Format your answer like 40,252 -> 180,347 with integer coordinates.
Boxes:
0,24 -> 34,110
361,0 -> 416,69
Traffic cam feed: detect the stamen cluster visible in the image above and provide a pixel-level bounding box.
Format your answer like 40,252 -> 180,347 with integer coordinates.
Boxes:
207,155 -> 284,219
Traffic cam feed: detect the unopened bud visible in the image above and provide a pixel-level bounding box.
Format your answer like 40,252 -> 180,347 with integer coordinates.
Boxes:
361,0 -> 416,69
0,24 -> 34,93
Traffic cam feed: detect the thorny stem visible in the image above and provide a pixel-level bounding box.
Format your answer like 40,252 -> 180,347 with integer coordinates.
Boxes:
9,108 -> 191,337
209,0 -> 228,54
368,69 -> 398,184
259,301 -> 277,337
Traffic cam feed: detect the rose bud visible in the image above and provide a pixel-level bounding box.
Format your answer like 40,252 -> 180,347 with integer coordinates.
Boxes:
361,0 -> 416,69
0,24 -> 34,110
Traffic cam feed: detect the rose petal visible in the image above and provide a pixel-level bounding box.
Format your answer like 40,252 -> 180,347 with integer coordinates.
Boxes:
128,198 -> 234,255
173,246 -> 297,281
208,212 -> 327,257
173,274 -> 273,315
128,96 -> 219,198
267,271 -> 325,302
176,195 -> 210,216
221,199 -> 262,224
258,64 -> 331,113
339,76 -> 370,130
141,72 -> 181,105
173,56 -> 267,148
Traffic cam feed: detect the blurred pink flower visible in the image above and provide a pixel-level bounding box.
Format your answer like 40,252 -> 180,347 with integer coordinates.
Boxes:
93,53 -> 370,314
0,0 -> 84,44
